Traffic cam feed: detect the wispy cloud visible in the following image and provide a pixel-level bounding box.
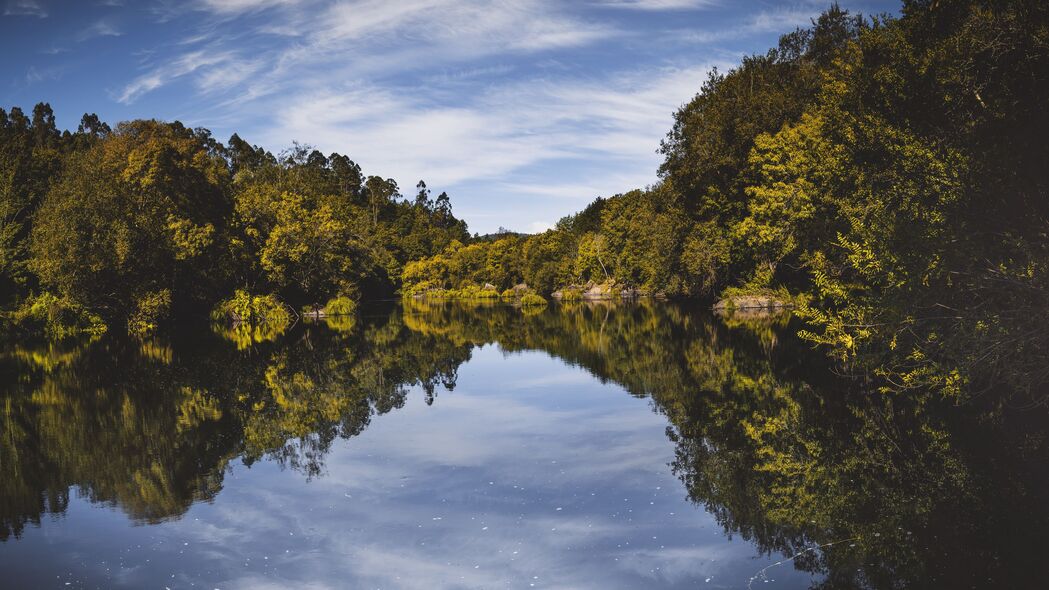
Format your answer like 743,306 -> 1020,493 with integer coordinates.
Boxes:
672,4 -> 821,44
595,0 -> 717,10
251,62 -> 718,193
3,0 -> 47,17
747,4 -> 823,32
118,50 -> 236,103
106,0 -> 726,230
25,64 -> 63,84
313,0 -> 613,51
77,18 -> 122,41
197,0 -> 302,14
126,0 -> 615,106
194,58 -> 266,95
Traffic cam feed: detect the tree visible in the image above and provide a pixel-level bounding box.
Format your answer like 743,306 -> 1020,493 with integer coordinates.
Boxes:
414,180 -> 431,209
365,176 -> 399,227
30,120 -> 232,330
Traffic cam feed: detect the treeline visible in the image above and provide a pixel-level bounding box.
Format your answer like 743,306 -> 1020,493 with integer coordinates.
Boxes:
402,1 -> 1049,398
0,108 -> 468,334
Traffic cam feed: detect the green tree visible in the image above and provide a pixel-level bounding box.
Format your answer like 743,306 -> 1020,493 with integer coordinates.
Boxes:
29,120 -> 232,331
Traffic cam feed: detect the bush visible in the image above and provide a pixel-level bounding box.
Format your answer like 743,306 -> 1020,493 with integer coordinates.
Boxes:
717,285 -> 797,310
458,284 -> 482,299
520,293 -> 548,307
12,292 -> 107,338
211,291 -> 292,349
559,289 -> 582,302
325,296 -> 356,316
211,290 -> 291,326
321,296 -> 357,332
128,289 -> 172,335
412,285 -> 501,301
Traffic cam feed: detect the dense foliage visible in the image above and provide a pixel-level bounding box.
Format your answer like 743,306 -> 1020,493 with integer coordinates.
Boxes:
0,112 -> 468,334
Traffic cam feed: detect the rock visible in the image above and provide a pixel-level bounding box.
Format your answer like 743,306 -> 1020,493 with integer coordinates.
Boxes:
582,283 -> 611,300
712,295 -> 793,311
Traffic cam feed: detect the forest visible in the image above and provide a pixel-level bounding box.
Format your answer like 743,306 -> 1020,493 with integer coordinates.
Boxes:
2,0 -> 1048,399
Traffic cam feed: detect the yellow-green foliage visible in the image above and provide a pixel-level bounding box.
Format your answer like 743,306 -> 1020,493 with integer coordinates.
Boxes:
323,314 -> 356,332
128,289 -> 172,335
733,112 -> 834,286
559,289 -> 582,302
211,290 -> 288,324
409,283 -> 500,301
719,285 -> 796,309
211,291 -> 292,348
520,293 -> 547,307
12,292 -> 107,338
401,237 -> 523,296
319,296 -> 357,332
28,120 -> 228,332
324,296 -> 356,316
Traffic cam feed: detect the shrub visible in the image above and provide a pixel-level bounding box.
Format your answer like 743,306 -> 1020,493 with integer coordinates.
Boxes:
211,291 -> 292,349
128,289 -> 172,335
559,289 -> 582,302
325,296 -> 356,316
321,296 -> 357,332
520,293 -> 548,307
12,292 -> 107,338
211,290 -> 291,326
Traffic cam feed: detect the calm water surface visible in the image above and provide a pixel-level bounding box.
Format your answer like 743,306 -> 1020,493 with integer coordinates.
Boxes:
1,301 -> 1046,589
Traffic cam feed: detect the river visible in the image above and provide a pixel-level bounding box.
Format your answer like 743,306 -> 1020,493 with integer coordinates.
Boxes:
1,300 -> 1045,588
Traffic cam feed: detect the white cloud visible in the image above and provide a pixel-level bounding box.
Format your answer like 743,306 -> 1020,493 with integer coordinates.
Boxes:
77,18 -> 122,41
314,0 -> 612,53
242,61 -> 717,218
675,4 -> 825,44
197,0 -> 302,13
123,0 -> 615,108
527,220 -> 554,233
595,0 -> 717,10
118,50 -> 237,103
194,58 -> 267,95
103,0 -> 762,230
747,5 -> 821,33
3,0 -> 47,17
25,64 -> 63,84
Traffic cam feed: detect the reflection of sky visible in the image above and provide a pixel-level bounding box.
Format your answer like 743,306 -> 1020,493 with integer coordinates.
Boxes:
0,345 -> 819,589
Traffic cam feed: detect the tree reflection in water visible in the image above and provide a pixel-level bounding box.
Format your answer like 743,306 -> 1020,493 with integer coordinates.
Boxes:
1,300 -> 1046,588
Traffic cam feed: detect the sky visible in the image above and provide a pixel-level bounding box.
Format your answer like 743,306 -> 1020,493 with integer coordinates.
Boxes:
1,0 -> 898,235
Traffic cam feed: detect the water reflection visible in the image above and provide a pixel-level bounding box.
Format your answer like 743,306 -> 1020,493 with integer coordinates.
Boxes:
1,301 -> 1046,588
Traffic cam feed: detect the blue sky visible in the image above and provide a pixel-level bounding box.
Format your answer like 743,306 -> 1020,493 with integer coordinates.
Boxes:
1,0 -> 898,234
